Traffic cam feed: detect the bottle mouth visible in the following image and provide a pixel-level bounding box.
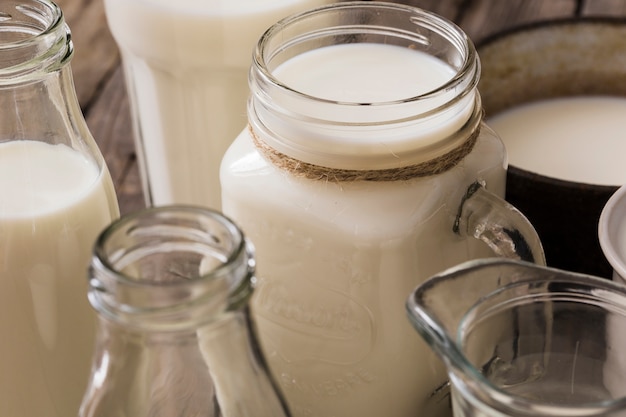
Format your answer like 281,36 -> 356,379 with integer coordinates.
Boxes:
249,1 -> 481,170
89,206 -> 255,331
0,0 -> 71,81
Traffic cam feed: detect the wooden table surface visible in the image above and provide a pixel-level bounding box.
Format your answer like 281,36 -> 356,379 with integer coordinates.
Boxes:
54,0 -> 626,215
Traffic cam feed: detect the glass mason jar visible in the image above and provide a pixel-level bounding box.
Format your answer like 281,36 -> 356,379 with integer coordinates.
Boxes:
0,1 -> 120,417
220,2 -> 544,417
79,206 -> 290,417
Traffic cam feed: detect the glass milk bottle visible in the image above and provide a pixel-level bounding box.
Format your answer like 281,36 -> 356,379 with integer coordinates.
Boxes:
103,0 -> 334,210
0,1 -> 120,416
79,206 -> 290,417
220,2 -> 545,417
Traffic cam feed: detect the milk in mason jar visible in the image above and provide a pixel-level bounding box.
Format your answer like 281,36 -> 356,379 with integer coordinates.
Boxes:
222,42 -> 505,417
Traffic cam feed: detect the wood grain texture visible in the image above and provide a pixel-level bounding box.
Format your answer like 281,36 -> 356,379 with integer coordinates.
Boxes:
459,0 -> 578,41
85,67 -> 145,214
56,0 -> 622,214
582,0 -> 626,16
55,0 -> 119,107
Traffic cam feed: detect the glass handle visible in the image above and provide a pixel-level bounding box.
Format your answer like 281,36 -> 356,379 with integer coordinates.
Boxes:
454,181 -> 546,265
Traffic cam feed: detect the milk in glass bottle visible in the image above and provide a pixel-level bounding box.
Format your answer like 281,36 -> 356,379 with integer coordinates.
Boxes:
221,3 -> 544,417
103,0 -> 334,209
0,1 -> 120,416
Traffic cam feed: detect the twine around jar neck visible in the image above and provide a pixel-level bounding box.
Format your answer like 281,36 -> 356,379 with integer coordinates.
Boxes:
248,1 -> 482,183
249,112 -> 482,182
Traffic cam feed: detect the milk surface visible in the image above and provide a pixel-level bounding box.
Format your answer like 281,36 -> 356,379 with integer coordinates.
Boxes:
274,43 -> 455,102
0,141 -> 118,416
264,43 -> 476,170
488,96 -> 626,185
104,0 -> 331,208
222,42 -> 505,417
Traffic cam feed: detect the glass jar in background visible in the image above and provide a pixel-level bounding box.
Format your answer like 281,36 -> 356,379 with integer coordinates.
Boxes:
79,206 -> 290,417
0,1 -> 120,416
221,2 -> 544,417
103,0 -> 334,210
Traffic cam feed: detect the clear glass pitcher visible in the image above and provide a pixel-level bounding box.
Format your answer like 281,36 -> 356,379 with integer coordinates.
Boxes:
406,258 -> 626,417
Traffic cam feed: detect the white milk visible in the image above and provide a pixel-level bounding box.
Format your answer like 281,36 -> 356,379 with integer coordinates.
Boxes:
0,141 -> 119,417
103,0 -> 332,209
222,43 -> 506,417
488,96 -> 626,186
600,184 -> 626,281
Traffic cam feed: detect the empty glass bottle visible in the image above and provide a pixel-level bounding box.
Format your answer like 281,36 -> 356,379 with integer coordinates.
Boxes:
79,206 -> 290,417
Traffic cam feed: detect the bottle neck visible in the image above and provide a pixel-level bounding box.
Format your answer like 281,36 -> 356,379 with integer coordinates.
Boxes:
0,0 -> 107,170
0,0 -> 72,84
248,1 -> 481,171
88,206 -> 256,332
81,207 -> 290,417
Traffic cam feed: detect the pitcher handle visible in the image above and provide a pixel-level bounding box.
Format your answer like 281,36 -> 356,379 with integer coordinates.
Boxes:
453,181 -> 546,265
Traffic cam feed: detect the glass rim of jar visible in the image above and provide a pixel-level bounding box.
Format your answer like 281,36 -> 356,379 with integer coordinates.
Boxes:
0,0 -> 72,80
254,1 -> 478,108
249,1 -> 483,170
89,205 -> 255,329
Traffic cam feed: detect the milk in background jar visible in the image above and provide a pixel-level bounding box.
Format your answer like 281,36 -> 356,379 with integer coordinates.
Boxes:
103,0 -> 333,209
220,3 -> 517,417
488,96 -> 626,186
0,141 -> 119,416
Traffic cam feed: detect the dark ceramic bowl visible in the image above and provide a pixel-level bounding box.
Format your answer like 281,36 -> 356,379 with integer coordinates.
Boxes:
477,19 -> 626,278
